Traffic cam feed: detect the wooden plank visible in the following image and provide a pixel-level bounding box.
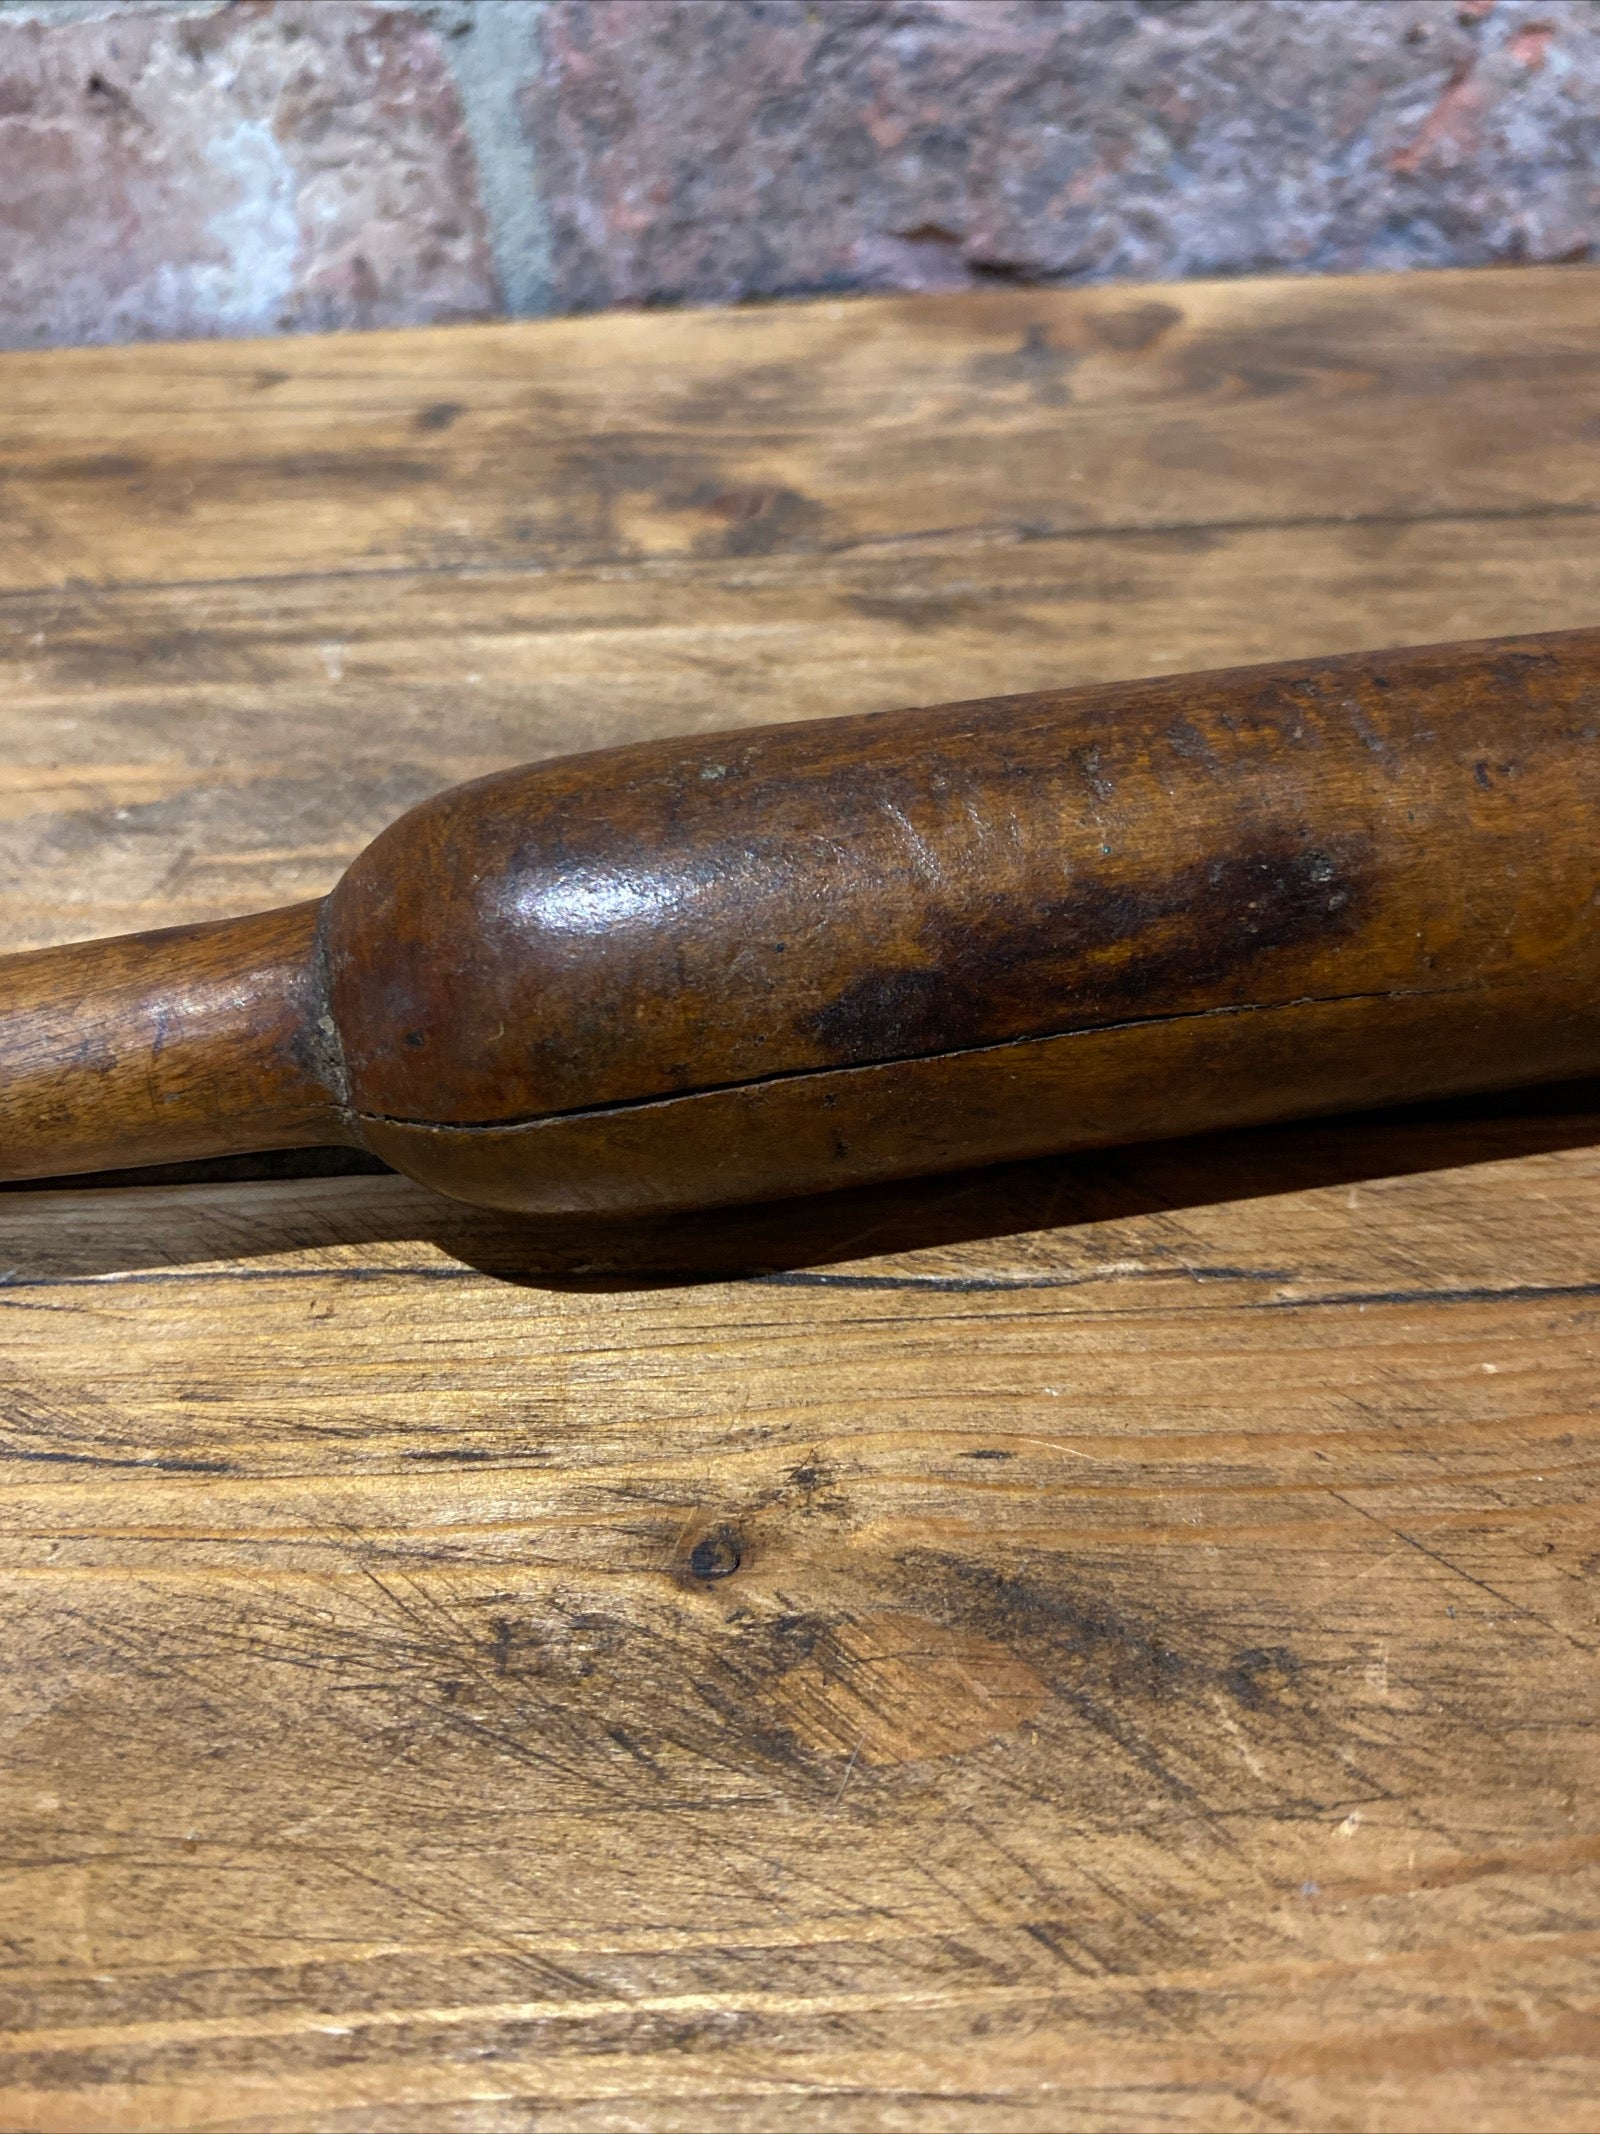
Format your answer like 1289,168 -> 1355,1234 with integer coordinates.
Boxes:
4,511 -> 1600,949
0,269 -> 1597,596
2,267 -> 1599,2130
1,1130 -> 1598,2130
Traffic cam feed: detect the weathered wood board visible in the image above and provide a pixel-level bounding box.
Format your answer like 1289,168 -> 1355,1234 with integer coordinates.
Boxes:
1,268 -> 1598,2131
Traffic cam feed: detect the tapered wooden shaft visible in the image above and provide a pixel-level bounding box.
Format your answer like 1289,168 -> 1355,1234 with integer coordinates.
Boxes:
0,902 -> 350,1182
3,629 -> 1600,1215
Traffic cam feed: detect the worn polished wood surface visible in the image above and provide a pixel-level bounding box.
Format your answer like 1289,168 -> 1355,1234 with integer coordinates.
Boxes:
0,902 -> 342,1181
19,622 -> 1600,1213
2,268 -> 1599,2131
332,629 -> 1600,1213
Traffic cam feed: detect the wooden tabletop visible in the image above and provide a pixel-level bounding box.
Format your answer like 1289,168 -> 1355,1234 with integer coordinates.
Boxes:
2,268 -> 1599,2134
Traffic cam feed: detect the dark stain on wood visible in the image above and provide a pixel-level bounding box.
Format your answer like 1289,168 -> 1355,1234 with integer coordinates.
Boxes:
801,833 -> 1370,1064
967,321 -> 1078,405
693,483 -> 828,556
1088,300 -> 1184,354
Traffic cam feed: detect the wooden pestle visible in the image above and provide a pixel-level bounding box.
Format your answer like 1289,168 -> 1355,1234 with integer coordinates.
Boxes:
4,629 -> 1600,1217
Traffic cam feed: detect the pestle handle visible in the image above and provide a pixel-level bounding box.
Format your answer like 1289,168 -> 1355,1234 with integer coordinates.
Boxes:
0,902 -> 351,1183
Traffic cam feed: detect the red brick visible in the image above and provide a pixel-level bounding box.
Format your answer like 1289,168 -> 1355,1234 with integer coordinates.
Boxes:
0,1 -> 496,349
532,0 -> 1600,311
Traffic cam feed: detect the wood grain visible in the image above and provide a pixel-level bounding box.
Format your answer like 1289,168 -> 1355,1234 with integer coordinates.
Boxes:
0,902 -> 348,1181
2,267 -> 1599,2131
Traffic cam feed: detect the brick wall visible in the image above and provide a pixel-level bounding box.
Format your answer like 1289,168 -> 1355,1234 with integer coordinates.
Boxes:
2,0 -> 1595,349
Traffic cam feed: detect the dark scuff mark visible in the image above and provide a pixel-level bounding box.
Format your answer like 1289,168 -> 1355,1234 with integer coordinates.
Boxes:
901,1555 -> 1340,1817
693,485 -> 827,557
268,452 -> 443,490
968,322 -> 1078,406
42,454 -> 146,482
1166,716 -> 1222,771
1223,1646 -> 1304,1710
0,1446 -> 233,1474
802,832 -> 1374,1065
1089,301 -> 1182,354
848,591 -> 1000,633
928,1559 -> 1192,1702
